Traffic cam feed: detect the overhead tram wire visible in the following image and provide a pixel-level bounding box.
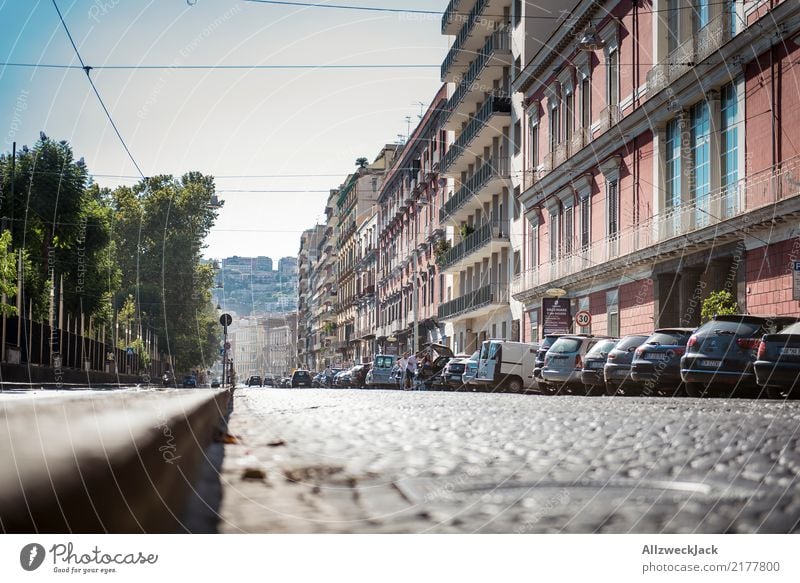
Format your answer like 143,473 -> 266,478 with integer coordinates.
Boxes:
0,62 -> 440,71
50,0 -> 146,181
243,0 -> 742,18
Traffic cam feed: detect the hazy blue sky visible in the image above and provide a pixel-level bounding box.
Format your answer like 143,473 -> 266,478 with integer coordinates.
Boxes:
0,0 -> 447,261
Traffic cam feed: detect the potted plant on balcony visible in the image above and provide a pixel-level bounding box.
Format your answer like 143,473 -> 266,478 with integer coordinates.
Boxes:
433,239 -> 451,266
459,223 -> 475,240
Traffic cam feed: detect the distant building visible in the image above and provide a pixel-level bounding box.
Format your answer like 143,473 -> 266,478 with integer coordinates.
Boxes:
278,257 -> 298,277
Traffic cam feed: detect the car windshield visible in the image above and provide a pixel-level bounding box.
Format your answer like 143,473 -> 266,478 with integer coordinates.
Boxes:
469,351 -> 479,361
540,336 -> 559,350
647,331 -> 691,345
375,356 -> 394,368
549,337 -> 581,353
586,339 -> 618,356
615,335 -> 649,350
294,371 -> 309,378
697,319 -> 761,336
778,322 -> 800,335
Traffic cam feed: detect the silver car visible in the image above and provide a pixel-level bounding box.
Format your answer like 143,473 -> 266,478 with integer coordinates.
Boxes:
540,335 -> 609,395
460,350 -> 480,390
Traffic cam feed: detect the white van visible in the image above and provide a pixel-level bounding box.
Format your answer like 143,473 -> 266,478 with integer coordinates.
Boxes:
475,339 -> 540,392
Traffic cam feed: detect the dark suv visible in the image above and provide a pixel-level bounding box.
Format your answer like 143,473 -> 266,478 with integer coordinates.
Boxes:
603,334 -> 649,396
630,328 -> 694,396
681,315 -> 800,398
291,370 -> 313,388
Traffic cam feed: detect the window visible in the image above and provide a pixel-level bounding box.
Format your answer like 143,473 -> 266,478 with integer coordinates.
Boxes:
720,82 -> 739,217
694,0 -> 710,32
581,77 -> 591,129
529,115 -> 540,169
607,180 -> 619,244
564,91 -> 574,145
514,120 -> 522,156
564,206 -> 574,255
667,0 -> 681,53
529,309 -> 539,343
529,224 -> 538,269
514,0 -> 522,27
607,289 -> 619,337
665,118 -> 682,235
549,211 -> 559,263
607,48 -> 619,109
514,187 -> 521,220
690,100 -> 711,227
501,321 -> 507,339
580,196 -> 590,249
549,103 -> 560,151
513,250 -> 521,275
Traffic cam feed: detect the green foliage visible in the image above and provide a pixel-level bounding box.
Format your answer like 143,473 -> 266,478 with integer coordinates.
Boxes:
433,238 -> 451,266
459,223 -> 475,239
701,290 -> 739,322
0,231 -> 18,315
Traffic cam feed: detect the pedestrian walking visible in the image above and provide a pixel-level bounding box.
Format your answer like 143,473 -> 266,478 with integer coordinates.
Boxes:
405,352 -> 417,390
396,354 -> 407,390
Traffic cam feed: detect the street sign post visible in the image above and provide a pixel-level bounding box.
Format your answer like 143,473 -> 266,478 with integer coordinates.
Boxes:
794,261 -> 800,301
542,297 -> 571,335
575,310 -> 592,328
219,313 -> 232,387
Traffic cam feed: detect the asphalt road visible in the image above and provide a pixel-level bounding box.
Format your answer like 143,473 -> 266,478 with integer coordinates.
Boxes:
216,387 -> 800,534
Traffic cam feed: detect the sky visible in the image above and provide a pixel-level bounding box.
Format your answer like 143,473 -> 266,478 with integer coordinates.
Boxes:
0,0 -> 448,261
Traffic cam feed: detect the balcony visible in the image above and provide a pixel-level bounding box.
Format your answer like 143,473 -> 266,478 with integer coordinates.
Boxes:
647,12 -> 733,96
443,29 -> 512,132
358,284 -> 376,299
440,157 -> 509,223
438,282 -> 509,321
438,221 -> 510,273
594,105 -> 621,136
512,155 -> 800,302
442,0 -> 476,35
441,0 -> 491,82
442,95 -> 512,175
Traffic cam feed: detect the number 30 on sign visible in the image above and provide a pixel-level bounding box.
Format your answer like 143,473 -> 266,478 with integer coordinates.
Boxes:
575,310 -> 591,327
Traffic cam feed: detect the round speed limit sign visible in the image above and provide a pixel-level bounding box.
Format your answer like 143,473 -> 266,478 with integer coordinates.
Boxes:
575,310 -> 592,327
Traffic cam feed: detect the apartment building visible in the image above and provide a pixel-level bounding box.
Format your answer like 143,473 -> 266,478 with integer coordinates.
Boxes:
438,0 -> 526,354
353,212 -> 378,363
297,225 -> 325,370
376,86 -> 450,356
307,192 -> 340,368
512,0 -> 800,340
335,146 -> 398,366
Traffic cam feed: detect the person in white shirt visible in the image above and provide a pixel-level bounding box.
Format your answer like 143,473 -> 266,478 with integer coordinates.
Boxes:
405,353 -> 418,390
395,355 -> 407,390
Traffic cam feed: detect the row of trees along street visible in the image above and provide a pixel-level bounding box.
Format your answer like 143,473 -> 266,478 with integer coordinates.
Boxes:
0,134 -> 222,375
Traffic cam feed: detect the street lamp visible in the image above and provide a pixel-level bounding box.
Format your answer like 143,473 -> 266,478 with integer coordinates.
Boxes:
219,312 -> 232,387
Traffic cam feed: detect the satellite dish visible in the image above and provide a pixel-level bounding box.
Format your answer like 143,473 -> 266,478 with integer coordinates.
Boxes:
545,288 -> 568,298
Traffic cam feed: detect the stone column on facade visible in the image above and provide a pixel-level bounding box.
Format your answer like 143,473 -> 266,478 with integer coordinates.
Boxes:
654,272 -> 681,328
679,268 -> 705,327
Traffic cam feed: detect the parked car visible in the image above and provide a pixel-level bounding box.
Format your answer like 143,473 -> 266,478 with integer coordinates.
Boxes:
682,315 -> 800,398
460,350 -> 480,390
182,375 -> 197,388
540,336 -> 609,395
533,335 -> 566,383
580,338 -> 619,395
351,363 -> 371,388
476,340 -> 540,392
210,378 -> 221,388
630,328 -> 694,396
246,375 -> 263,387
312,372 -> 325,387
440,355 -> 470,390
413,343 -> 454,389
291,369 -> 313,388
365,355 -> 398,389
603,334 -> 650,396
754,321 -> 800,399
262,375 -> 275,387
334,368 -> 353,388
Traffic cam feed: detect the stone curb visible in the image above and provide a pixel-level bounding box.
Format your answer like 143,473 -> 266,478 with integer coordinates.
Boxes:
0,388 -> 232,533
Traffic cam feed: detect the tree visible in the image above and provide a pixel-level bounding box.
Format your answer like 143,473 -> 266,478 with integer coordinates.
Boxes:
701,290 -> 739,322
0,231 -> 18,315
355,157 -> 368,169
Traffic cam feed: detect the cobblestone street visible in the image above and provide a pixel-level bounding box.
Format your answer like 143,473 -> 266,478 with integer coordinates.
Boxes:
217,388 -> 800,534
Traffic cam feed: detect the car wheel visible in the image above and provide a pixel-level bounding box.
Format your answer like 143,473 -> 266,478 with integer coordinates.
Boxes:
605,383 -> 618,396
507,377 -> 523,393
685,382 -> 706,398
765,386 -> 786,400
